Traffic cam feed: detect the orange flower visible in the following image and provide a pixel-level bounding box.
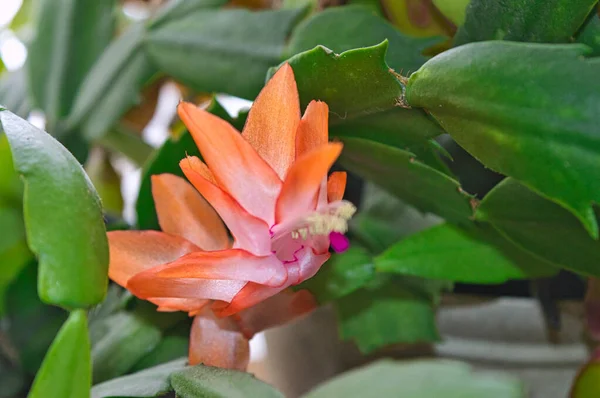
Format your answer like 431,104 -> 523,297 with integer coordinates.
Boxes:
107,64 -> 355,370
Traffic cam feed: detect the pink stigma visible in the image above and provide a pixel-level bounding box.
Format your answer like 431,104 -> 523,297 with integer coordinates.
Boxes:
329,232 -> 350,253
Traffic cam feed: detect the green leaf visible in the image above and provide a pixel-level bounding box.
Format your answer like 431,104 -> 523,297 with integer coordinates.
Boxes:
0,134 -> 23,204
97,127 -> 155,167
406,42 -> 600,237
376,223 -> 558,284
454,0 -> 597,45
5,263 -> 68,376
27,0 -> 117,130
145,8 -> 304,100
136,98 -> 244,230
297,246 -> 375,303
304,359 -> 524,398
571,360 -> 600,398
476,178 -> 600,278
91,312 -> 162,383
91,358 -> 187,398
1,110 -> 109,308
68,24 -> 158,139
0,206 -> 31,315
339,137 -> 472,225
286,5 -> 438,72
335,277 -> 439,353
170,364 -> 284,398
130,336 -> 189,373
577,14 -> 600,56
28,310 -> 92,398
0,69 -> 32,119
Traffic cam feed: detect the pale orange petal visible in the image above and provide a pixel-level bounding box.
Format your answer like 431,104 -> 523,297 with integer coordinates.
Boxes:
152,174 -> 230,251
327,171 -> 347,202
295,100 -> 328,158
213,283 -> 283,317
242,63 -> 300,178
233,289 -> 317,338
147,249 -> 288,287
181,159 -> 271,256
178,102 -> 281,224
183,155 -> 216,183
149,297 -> 209,314
189,307 -> 249,370
107,230 -> 199,287
275,143 -> 343,223
127,272 -> 246,302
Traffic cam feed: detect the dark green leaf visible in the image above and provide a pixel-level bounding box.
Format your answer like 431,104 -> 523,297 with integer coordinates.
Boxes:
130,336 -> 189,373
339,137 -> 472,225
577,14 -> 600,56
0,69 -> 31,119
97,127 -> 155,167
297,246 -> 374,303
286,5 -> 438,72
1,110 -> 109,308
305,359 -> 524,398
476,178 -> 600,278
454,0 -> 596,45
350,183 -> 442,254
335,277 -> 439,353
5,263 -> 67,376
376,223 -> 557,283
68,24 -> 158,139
91,358 -> 187,398
27,0 -> 117,130
406,42 -> 600,237
91,312 -> 162,383
0,206 -> 31,315
28,310 -> 92,398
136,98 -> 244,230
170,364 -> 284,398
145,8 -> 304,100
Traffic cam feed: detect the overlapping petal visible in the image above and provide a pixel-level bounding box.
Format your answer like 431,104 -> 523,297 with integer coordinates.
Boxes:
295,100 -> 328,157
152,173 -> 229,251
178,102 -> 282,224
242,63 -> 300,179
327,171 -> 347,202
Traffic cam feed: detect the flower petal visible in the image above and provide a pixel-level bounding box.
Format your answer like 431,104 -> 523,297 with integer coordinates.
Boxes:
149,249 -> 287,287
181,158 -> 271,256
295,100 -> 328,158
149,297 -> 209,314
275,143 -> 343,223
107,230 -> 199,287
127,271 -> 246,302
178,102 -> 281,224
243,63 -> 300,179
152,174 -> 229,251
233,289 -> 317,338
189,307 -> 249,370
327,171 -> 347,202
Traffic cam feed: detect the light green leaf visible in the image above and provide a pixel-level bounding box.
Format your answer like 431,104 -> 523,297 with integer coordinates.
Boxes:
454,0 -> 596,45
68,24 -> 158,139
91,312 -> 162,383
0,69 -> 32,119
339,137 -> 472,225
1,110 -> 109,308
406,42 -> 600,237
27,0 -> 117,130
376,223 -> 558,283
476,178 -> 600,278
170,364 -> 284,398
145,8 -> 304,100
148,0 -> 227,29
28,310 -> 91,398
335,277 -> 440,353
304,359 -> 524,398
571,360 -> 600,398
91,358 -> 187,398
432,0 -> 469,25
